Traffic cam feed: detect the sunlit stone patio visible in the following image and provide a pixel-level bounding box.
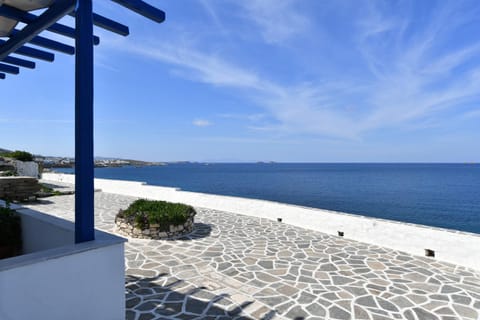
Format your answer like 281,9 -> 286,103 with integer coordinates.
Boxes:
25,185 -> 480,320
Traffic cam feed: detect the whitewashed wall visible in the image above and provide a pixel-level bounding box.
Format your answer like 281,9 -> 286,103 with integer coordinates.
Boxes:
42,172 -> 480,270
14,160 -> 39,178
0,200 -> 125,320
20,208 -> 74,254
0,243 -> 125,320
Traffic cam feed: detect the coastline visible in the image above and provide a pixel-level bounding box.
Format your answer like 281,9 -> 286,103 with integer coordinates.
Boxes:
51,163 -> 480,234
42,172 -> 480,271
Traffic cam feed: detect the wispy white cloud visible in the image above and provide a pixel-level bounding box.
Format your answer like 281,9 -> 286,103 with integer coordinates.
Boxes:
119,40 -> 363,138
193,119 -> 213,127
356,1 -> 480,130
128,41 -> 264,90
232,0 -> 311,44
198,0 -> 228,36
112,1 -> 480,140
460,109 -> 480,120
218,113 -> 266,122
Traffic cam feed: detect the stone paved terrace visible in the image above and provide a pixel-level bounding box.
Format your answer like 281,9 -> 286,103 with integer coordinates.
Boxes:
24,188 -> 480,320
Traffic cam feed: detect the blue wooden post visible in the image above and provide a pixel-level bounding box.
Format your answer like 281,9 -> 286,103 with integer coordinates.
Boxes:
75,0 -> 95,243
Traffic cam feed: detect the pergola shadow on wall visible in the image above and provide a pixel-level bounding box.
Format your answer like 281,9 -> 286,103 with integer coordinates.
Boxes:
0,0 -> 165,243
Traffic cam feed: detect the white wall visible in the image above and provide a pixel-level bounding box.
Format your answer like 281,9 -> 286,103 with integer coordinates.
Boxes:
0,243 -> 125,320
42,172 -> 480,271
19,208 -> 75,254
0,201 -> 126,320
14,160 -> 39,178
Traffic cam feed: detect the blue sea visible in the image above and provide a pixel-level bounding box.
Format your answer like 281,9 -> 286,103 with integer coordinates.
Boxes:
55,163 -> 480,234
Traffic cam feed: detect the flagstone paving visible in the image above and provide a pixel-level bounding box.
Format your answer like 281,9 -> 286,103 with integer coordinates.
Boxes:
24,189 -> 480,320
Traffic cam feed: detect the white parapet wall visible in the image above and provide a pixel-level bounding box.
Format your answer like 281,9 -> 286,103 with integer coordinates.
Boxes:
14,160 -> 39,178
0,201 -> 126,320
42,172 -> 480,270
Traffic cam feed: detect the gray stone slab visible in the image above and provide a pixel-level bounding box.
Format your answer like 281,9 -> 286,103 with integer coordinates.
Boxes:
23,191 -> 480,320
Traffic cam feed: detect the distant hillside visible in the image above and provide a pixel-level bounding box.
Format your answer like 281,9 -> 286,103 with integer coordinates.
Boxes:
1,148 -> 165,167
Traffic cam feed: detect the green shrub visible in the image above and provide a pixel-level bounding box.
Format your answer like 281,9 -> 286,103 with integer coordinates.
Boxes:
2,170 -> 16,176
5,150 -> 34,162
39,184 -> 62,196
118,199 -> 195,230
0,205 -> 22,247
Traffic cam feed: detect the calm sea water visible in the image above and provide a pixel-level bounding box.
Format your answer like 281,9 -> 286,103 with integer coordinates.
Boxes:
55,163 -> 480,234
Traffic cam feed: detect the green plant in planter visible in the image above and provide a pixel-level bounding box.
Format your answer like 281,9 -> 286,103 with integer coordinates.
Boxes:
0,202 -> 22,259
117,199 -> 195,231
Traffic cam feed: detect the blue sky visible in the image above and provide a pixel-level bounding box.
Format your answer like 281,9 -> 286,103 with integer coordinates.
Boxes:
1,0 -> 480,162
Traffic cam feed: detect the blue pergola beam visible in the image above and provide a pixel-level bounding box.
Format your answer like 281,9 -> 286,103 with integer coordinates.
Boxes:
92,12 -> 129,35
0,40 -> 55,62
15,45 -> 55,62
2,56 -> 35,69
69,11 -> 130,36
111,0 -> 165,23
0,63 -> 19,74
11,30 -> 75,55
0,73 -> 5,79
0,0 -> 76,60
0,4 -> 100,46
75,0 -> 95,243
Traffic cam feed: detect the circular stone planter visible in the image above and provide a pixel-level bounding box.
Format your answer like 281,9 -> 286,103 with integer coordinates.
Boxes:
115,210 -> 196,240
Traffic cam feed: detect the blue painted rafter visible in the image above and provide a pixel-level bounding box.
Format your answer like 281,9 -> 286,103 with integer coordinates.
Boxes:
0,0 -> 76,60
0,63 -> 19,74
0,39 -> 55,61
2,56 -> 35,69
0,4 -> 100,46
11,29 -> 75,55
69,11 -> 130,36
111,0 -> 165,22
14,45 -> 55,62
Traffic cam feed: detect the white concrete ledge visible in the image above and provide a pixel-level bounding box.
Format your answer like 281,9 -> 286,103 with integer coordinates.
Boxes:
0,199 -> 126,320
0,204 -> 125,271
42,172 -> 480,270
